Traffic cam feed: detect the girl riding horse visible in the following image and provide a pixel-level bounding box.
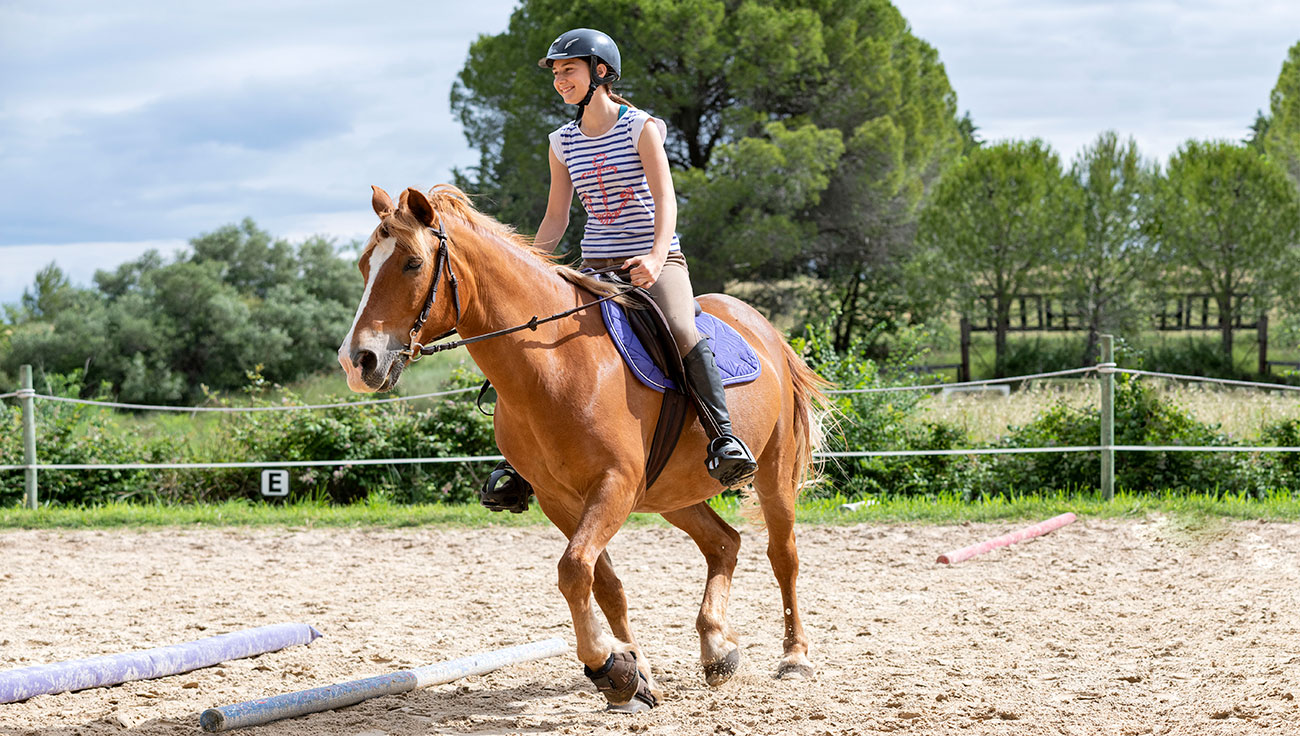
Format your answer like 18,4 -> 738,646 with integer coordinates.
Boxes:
337,27 -> 828,714
535,28 -> 757,488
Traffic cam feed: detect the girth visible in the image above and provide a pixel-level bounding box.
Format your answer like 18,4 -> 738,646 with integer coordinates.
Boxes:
594,274 -> 691,491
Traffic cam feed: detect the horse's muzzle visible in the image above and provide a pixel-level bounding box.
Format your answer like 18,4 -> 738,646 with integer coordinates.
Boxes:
340,348 -> 404,393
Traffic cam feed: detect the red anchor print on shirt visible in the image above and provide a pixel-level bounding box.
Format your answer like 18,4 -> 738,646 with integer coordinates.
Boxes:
579,153 -> 636,225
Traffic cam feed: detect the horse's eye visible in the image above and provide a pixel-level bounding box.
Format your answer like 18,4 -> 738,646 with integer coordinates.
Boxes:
378,225 -> 389,238
404,257 -> 424,272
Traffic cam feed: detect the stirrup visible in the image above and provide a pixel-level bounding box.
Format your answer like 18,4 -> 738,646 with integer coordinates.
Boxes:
706,435 -> 758,488
480,461 -> 532,513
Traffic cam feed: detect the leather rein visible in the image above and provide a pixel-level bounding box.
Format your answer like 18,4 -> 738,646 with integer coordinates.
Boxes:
399,222 -> 632,361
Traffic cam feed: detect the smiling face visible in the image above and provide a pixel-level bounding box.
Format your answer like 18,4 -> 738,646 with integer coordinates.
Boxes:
552,57 -> 601,104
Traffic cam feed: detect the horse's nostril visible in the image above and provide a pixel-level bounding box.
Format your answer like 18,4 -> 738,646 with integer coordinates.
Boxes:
357,350 -> 378,375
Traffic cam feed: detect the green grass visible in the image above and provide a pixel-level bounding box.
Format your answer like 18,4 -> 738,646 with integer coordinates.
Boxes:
3,490 -> 1297,529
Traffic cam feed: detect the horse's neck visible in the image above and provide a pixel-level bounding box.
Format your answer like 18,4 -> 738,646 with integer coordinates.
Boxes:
454,225 -> 582,384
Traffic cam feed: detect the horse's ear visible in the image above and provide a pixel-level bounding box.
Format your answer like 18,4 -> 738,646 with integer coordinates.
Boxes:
405,187 -> 436,226
371,186 -> 394,218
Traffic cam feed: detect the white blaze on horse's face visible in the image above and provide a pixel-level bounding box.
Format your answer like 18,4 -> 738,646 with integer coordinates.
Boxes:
337,235 -> 398,393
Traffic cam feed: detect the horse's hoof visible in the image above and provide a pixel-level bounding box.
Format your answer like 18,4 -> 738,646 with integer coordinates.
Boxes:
703,647 -> 741,686
775,657 -> 816,680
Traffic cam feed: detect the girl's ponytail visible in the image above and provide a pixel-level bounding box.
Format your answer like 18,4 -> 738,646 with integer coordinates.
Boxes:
606,86 -> 635,110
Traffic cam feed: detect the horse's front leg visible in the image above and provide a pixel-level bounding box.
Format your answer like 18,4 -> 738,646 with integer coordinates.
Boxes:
558,483 -> 659,710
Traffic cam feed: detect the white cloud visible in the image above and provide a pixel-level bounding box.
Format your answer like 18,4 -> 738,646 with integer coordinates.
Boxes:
894,0 -> 1300,163
4,0 -> 1299,309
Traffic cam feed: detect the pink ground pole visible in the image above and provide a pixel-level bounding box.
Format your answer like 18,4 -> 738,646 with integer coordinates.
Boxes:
937,513 -> 1077,564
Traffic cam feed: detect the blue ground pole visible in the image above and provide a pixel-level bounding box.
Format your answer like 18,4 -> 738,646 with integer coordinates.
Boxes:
200,637 -> 567,732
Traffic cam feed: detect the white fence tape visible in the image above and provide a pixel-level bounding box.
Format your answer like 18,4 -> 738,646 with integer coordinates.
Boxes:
0,455 -> 506,472
818,446 -> 1104,458
1114,368 -> 1300,392
17,386 -> 479,413
826,366 -> 1097,394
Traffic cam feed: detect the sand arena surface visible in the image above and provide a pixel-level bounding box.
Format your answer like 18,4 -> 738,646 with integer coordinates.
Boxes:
1,518 -> 1298,735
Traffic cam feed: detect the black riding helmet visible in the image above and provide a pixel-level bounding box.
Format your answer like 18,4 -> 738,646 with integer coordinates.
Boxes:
538,28 -> 622,122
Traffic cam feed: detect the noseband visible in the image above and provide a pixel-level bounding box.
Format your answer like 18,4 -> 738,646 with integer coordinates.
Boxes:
400,220 -> 461,361
397,218 -> 637,361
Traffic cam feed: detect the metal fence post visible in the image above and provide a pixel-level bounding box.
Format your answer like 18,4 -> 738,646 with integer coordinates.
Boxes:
19,364 -> 38,509
1099,336 -> 1115,501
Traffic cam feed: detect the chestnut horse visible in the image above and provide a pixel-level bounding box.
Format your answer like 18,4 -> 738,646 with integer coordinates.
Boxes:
338,185 -> 829,707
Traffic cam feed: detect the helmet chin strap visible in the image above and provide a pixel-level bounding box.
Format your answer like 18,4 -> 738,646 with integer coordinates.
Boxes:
574,58 -> 610,124
574,83 -> 597,123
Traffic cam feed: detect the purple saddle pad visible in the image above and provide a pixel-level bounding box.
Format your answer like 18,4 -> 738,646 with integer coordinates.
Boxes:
599,299 -> 761,392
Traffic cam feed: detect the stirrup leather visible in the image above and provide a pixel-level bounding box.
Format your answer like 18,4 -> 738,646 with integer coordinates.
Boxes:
480,460 -> 533,513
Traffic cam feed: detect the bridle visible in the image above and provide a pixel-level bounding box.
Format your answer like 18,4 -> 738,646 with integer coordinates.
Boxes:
400,220 -> 460,361
398,220 -> 634,362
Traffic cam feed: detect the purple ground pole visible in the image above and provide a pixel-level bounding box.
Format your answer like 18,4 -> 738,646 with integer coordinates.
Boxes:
0,623 -> 321,704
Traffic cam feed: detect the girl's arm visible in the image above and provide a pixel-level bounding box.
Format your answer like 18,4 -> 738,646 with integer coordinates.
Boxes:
535,147 -> 573,251
623,120 -> 676,287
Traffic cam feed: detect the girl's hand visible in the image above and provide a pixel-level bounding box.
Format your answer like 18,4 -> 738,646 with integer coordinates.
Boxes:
622,252 -> 666,288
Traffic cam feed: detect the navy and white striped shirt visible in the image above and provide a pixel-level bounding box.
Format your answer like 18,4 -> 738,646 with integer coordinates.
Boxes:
549,108 -> 681,260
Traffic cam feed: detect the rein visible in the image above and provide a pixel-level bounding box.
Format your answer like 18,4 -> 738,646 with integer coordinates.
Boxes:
399,225 -> 635,361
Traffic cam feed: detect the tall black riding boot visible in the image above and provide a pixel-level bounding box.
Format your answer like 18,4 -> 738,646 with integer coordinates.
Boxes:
682,339 -> 758,488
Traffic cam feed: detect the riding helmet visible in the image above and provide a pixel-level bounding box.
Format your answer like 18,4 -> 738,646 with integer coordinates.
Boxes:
537,28 -> 621,85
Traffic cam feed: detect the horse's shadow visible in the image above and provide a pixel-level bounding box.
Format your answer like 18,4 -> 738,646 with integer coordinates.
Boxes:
20,677 -> 597,736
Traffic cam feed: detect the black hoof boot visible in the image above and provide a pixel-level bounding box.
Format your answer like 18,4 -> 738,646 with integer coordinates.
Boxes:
706,436 -> 758,489
585,651 -> 658,711
479,461 -> 532,513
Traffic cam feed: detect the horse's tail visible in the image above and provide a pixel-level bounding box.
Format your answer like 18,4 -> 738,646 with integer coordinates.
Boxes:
782,339 -> 834,497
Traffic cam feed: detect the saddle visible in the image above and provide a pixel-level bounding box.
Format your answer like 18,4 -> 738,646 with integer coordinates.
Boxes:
480,274 -> 760,512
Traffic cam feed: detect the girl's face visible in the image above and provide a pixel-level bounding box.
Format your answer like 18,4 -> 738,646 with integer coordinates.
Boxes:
552,58 -> 604,104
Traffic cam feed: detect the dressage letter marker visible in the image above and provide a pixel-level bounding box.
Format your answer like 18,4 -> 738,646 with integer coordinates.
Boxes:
200,638 -> 567,732
260,469 -> 289,497
937,513 -> 1077,564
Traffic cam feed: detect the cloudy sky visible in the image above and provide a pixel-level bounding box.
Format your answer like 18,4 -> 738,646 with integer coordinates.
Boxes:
2,1 -> 1298,305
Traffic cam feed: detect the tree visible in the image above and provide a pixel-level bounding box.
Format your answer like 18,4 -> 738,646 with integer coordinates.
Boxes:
452,0 -> 964,348
799,4 -> 962,351
1065,131 -> 1157,364
674,122 -> 845,289
1150,140 -> 1300,364
1,221 -> 361,402
1246,108 -> 1270,153
916,139 -> 1082,376
20,263 -> 79,320
1264,40 -> 1300,186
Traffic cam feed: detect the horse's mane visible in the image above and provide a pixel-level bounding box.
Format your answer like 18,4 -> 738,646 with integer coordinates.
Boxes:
404,184 -> 626,301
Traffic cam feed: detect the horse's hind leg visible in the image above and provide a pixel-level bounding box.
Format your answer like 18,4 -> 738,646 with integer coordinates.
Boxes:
752,452 -> 815,679
661,502 -> 742,686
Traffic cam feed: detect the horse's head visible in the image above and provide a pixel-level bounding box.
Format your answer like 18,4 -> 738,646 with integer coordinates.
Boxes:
337,186 -> 459,393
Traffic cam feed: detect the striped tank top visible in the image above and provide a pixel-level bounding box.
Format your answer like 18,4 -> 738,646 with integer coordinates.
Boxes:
549,107 -> 681,259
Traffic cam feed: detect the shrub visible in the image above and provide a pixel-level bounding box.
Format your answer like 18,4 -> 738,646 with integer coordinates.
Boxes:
980,375 -> 1258,495
793,322 -> 976,498
1,369 -> 497,506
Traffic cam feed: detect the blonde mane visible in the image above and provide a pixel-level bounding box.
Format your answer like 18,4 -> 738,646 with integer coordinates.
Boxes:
412,184 -> 628,300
